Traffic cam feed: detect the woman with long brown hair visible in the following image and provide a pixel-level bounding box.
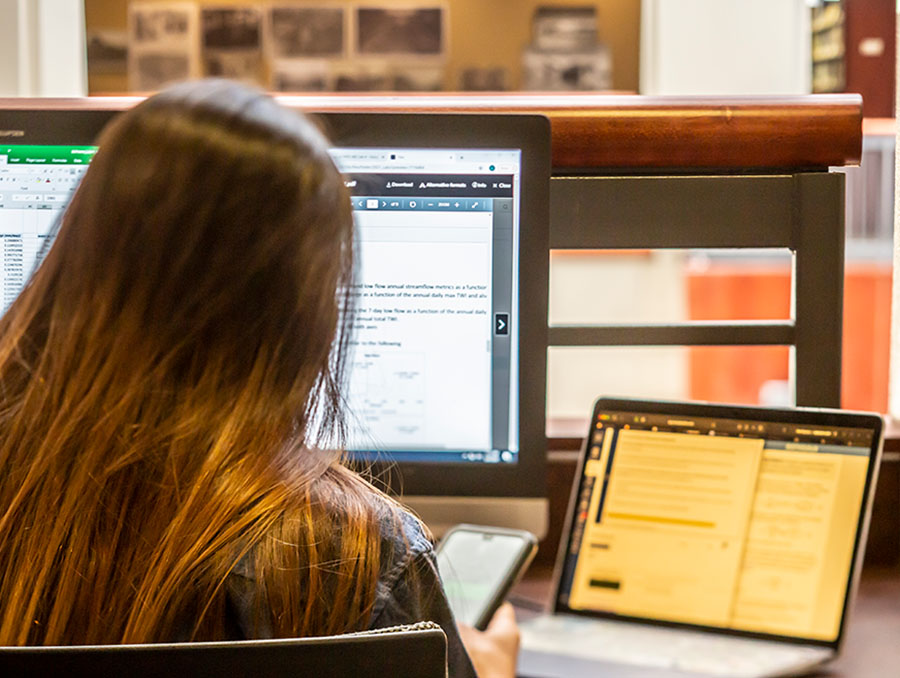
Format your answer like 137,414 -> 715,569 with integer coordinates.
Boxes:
0,80 -> 516,677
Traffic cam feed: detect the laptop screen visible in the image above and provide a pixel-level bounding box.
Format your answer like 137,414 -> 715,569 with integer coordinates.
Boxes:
555,400 -> 882,645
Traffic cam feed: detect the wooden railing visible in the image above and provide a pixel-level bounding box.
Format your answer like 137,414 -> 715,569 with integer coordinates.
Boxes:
3,92 -> 863,170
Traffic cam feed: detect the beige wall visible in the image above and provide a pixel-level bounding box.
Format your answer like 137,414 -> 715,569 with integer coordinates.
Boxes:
84,0 -> 640,93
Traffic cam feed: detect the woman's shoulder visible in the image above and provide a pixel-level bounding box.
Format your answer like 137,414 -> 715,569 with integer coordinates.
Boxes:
223,485 -> 435,638
372,497 -> 436,582
323,463 -> 434,561
368,501 -> 447,629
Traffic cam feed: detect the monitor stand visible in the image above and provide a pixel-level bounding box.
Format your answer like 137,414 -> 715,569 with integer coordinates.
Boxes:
401,496 -> 549,539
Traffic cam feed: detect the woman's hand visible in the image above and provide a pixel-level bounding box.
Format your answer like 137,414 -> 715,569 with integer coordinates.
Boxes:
457,603 -> 520,678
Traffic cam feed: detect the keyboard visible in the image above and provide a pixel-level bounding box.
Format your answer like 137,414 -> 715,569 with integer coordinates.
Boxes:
520,615 -> 832,678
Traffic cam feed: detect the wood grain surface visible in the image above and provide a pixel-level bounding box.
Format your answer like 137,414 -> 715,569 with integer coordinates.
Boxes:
0,92 -> 863,170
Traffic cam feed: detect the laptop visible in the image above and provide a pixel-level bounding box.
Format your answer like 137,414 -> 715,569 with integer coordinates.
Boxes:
519,397 -> 884,678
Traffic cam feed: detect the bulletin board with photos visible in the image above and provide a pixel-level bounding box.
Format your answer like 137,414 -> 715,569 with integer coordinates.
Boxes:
92,2 -> 448,93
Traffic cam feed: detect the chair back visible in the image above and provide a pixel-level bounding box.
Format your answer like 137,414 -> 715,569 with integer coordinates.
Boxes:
0,624 -> 447,678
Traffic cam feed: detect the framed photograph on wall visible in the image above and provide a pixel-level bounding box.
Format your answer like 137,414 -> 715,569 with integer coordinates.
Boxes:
201,7 -> 262,50
268,6 -> 345,58
132,4 -> 193,46
271,59 -> 331,92
134,53 -> 192,90
128,1 -> 199,91
355,7 -> 444,56
201,6 -> 264,85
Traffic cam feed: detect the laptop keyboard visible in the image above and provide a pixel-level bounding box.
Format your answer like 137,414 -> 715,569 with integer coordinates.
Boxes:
520,615 -> 831,678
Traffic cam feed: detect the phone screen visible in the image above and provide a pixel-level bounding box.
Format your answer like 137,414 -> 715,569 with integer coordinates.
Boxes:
436,529 -> 531,628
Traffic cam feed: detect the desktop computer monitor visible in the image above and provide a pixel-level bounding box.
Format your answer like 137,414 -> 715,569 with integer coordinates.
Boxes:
0,104 -> 550,536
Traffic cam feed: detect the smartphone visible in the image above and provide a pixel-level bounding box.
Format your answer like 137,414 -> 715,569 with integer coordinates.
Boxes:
436,524 -> 538,630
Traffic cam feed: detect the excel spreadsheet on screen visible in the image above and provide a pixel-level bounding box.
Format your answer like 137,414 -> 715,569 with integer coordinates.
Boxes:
0,143 -> 523,465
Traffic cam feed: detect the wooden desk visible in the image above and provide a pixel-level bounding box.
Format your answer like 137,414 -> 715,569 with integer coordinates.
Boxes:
829,568 -> 900,676
512,565 -> 900,677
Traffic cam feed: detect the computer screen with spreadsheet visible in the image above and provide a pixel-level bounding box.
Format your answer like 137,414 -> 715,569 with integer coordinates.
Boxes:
0,142 -> 523,466
0,146 -> 95,311
0,109 -> 550,534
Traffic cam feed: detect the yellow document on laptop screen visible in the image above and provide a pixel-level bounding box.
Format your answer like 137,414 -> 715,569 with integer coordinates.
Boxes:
566,417 -> 871,641
731,446 -> 868,639
568,428 -> 764,626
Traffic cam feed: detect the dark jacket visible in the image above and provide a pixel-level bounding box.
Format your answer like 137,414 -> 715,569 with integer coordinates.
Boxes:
224,509 -> 478,678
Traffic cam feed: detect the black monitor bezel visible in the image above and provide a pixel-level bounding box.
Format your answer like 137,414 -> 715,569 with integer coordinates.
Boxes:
0,105 -> 550,501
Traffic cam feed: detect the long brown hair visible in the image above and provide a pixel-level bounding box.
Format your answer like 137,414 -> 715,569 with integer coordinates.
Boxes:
0,80 -> 390,644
